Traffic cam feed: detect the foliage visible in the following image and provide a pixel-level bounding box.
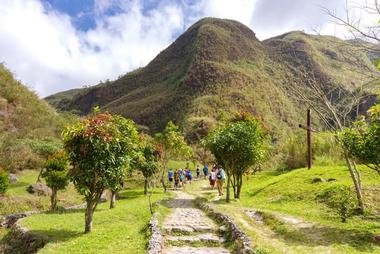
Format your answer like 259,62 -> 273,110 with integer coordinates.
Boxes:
0,169 -> 9,194
155,121 -> 192,191
41,151 -> 69,210
62,112 -> 139,232
341,104 -> 380,175
318,186 -> 357,223
0,64 -> 79,173
133,134 -> 160,195
204,113 -> 268,200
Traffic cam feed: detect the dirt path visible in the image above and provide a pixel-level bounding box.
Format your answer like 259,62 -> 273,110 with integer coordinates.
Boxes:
162,191 -> 230,254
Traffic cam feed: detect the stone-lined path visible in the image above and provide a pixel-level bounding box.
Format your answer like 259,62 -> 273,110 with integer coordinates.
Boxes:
162,191 -> 230,254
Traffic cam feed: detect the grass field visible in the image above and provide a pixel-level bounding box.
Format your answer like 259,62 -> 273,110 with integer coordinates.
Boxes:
0,170 -> 83,215
19,188 -> 170,254
186,165 -> 380,254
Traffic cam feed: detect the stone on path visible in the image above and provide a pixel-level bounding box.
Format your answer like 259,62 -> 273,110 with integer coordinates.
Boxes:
163,246 -> 230,254
162,191 -> 230,254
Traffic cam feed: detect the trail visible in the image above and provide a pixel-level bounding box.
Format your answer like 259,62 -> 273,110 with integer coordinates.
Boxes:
162,191 -> 230,254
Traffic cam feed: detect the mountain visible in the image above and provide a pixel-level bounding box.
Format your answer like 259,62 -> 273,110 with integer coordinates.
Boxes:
45,18 -> 380,141
0,64 -> 75,171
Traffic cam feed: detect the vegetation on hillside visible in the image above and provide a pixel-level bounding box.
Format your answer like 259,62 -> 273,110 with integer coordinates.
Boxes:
0,64 -> 77,172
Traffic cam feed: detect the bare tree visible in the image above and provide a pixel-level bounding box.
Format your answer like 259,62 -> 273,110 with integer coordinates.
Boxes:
324,0 -> 380,43
287,67 -> 374,213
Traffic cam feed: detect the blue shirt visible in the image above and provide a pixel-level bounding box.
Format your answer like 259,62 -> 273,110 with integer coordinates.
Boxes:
168,171 -> 174,179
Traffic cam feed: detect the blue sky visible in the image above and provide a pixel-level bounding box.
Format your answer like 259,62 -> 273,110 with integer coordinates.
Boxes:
44,0 -> 97,31
0,0 -> 371,96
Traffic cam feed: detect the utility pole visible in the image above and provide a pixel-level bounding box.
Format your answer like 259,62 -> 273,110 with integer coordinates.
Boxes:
299,109 -> 312,169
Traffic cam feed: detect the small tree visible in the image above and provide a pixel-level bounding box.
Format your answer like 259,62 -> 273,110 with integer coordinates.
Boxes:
342,104 -> 380,175
133,135 -> 160,213
41,151 -> 69,210
0,169 -> 9,195
204,113 -> 267,202
63,112 -> 138,233
155,121 -> 192,192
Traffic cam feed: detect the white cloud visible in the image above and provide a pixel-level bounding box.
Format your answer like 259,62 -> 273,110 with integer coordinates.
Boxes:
0,0 -> 184,96
0,0 -> 374,97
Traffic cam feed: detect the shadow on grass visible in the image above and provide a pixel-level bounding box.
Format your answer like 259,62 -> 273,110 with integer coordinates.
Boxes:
266,217 -> 379,252
118,189 -> 162,200
248,180 -> 281,197
29,229 -> 82,243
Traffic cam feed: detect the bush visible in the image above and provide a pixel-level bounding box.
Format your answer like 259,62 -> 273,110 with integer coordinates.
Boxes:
317,186 -> 356,222
42,151 -> 69,210
0,169 -> 9,194
0,137 -> 44,172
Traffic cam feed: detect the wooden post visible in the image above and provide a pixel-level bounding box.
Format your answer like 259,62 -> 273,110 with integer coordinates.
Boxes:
299,109 -> 313,169
307,109 -> 312,169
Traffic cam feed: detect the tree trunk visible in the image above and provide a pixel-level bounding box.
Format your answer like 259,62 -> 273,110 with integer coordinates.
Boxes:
50,188 -> 57,210
232,174 -> 237,199
144,178 -> 148,195
236,174 -> 243,199
110,190 -> 116,209
344,154 -> 365,213
85,200 -> 95,233
161,161 -> 167,192
226,174 -> 231,203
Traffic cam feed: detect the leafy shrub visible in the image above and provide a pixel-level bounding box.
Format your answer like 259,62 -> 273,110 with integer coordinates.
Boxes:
317,186 -> 356,222
0,169 -> 9,194
0,137 -> 44,172
42,151 -> 69,210
21,138 -> 62,159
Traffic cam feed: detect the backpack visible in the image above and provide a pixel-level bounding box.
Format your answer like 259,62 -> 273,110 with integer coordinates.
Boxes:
216,170 -> 222,180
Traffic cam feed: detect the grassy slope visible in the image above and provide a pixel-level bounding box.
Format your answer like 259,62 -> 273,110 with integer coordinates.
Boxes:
19,188 -> 170,254
0,170 -> 83,215
186,165 -> 380,253
45,19 -> 380,141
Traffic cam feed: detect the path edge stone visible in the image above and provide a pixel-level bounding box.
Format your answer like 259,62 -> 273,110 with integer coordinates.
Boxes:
196,198 -> 254,254
2,217 -> 47,254
147,212 -> 164,254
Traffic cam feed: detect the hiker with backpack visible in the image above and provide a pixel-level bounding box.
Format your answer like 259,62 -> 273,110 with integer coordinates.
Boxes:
174,170 -> 180,190
216,166 -> 226,196
209,168 -> 216,189
203,164 -> 209,178
179,169 -> 185,187
168,169 -> 174,187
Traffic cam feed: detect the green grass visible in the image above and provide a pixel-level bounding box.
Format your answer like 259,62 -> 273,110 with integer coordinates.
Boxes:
19,188 -> 169,254
185,165 -> 380,254
0,170 -> 83,215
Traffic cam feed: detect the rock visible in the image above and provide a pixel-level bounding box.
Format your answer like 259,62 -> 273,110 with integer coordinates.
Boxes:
100,192 -> 107,202
327,178 -> 337,182
374,235 -> 380,244
219,225 -> 227,232
8,173 -> 18,183
311,177 -> 325,183
26,183 -> 52,196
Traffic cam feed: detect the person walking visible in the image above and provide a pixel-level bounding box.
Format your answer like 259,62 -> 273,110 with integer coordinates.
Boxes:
168,169 -> 174,188
174,170 -> 180,190
209,168 -> 216,189
196,165 -> 200,178
179,169 -> 185,187
203,164 -> 209,178
216,166 -> 226,196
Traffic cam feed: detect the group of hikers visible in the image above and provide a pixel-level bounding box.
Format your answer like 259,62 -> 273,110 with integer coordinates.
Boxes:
168,164 -> 226,196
